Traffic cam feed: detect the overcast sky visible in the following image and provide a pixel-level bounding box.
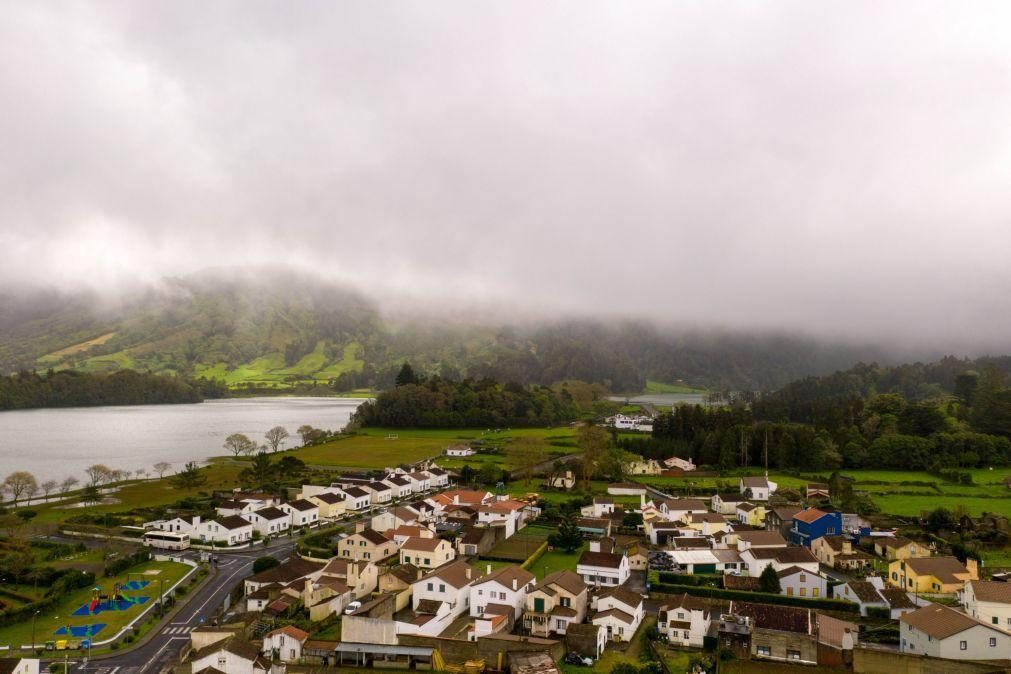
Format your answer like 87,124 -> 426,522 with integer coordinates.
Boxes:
2,2 -> 1011,348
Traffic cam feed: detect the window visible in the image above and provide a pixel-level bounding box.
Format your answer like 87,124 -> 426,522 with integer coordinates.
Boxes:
991,637 -> 998,647
439,584 -> 446,592
800,588 -> 807,597
757,646 -> 771,656
813,588 -> 820,598
560,597 -> 571,608
960,641 -> 968,651
556,619 -> 565,630
683,630 -> 690,639
799,574 -> 806,582
786,650 -> 801,660
478,589 -> 483,596
994,616 -> 999,625
427,583 -> 433,591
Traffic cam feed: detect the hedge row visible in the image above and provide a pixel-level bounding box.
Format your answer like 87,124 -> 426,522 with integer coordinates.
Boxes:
0,570 -> 96,628
521,541 -> 550,571
657,572 -> 723,586
105,550 -> 151,577
651,583 -> 860,614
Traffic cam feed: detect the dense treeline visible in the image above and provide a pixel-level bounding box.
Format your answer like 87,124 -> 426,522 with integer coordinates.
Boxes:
0,369 -> 227,410
646,360 -> 1011,472
352,365 -> 578,428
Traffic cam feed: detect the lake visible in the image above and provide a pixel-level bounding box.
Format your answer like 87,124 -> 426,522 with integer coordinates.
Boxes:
608,392 -> 709,406
0,397 -> 366,484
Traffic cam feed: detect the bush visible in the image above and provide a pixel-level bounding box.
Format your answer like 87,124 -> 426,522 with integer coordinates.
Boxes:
105,550 -> 151,577
253,556 -> 281,574
651,583 -> 859,613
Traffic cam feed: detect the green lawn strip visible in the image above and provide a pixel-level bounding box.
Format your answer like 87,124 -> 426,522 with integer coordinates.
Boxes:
873,494 -> 1011,518
311,621 -> 342,640
529,544 -> 585,580
644,380 -> 707,394
0,560 -> 190,650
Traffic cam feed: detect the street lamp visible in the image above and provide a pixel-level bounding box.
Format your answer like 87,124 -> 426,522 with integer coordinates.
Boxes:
31,609 -> 40,652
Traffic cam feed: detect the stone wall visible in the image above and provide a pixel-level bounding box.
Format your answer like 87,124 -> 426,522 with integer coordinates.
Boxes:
853,647 -> 1010,674
398,632 -> 563,668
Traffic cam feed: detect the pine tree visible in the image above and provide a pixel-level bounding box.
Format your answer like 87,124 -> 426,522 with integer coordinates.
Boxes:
395,362 -> 418,387
758,564 -> 781,594
549,515 -> 584,553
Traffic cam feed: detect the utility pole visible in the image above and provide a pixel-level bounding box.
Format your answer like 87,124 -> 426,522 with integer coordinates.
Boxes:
763,428 -> 769,477
31,609 -> 39,651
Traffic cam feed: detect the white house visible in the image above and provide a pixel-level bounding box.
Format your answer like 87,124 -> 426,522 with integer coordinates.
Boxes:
246,506 -> 290,538
470,565 -> 536,619
405,471 -> 432,493
593,586 -> 644,642
365,482 -> 393,505
342,487 -> 372,511
548,471 -> 576,490
659,594 -> 711,647
739,476 -> 777,501
777,566 -> 829,599
262,625 -> 309,663
582,498 -> 616,518
0,658 -> 38,674
383,475 -> 414,500
191,639 -> 270,674
477,499 -> 527,538
610,414 -> 653,432
663,456 -> 696,472
445,445 -> 475,457
658,498 -> 709,523
711,492 -> 748,515
740,546 -> 818,577
412,560 -> 478,620
962,580 -> 1011,632
193,516 -> 253,546
901,603 -> 1011,659
426,466 -> 451,489
148,517 -> 193,535
577,541 -> 630,588
281,499 -> 320,529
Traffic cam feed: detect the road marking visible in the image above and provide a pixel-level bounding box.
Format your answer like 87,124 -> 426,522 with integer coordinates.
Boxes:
109,667 -> 120,674
140,636 -> 187,674
186,561 -> 251,620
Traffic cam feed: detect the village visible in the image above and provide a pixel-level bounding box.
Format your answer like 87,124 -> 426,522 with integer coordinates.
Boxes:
109,440 -> 1011,674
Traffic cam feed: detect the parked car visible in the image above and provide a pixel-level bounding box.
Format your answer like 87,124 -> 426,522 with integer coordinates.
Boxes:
344,601 -> 362,615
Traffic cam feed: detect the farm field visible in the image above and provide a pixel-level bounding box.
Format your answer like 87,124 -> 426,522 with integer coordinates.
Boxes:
874,494 -> 1011,518
293,426 -> 577,470
0,560 -> 190,651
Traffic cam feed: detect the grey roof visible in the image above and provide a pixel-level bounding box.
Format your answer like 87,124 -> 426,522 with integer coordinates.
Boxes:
334,642 -> 434,656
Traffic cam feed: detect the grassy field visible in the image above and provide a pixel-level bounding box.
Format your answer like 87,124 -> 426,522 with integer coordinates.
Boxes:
293,426 -> 577,470
0,560 -> 190,650
38,333 -> 117,364
874,494 -> 1011,518
530,544 -> 585,580
28,462 -> 245,525
483,526 -> 553,562
190,341 -> 367,388
560,615 -> 656,674
645,380 -> 707,394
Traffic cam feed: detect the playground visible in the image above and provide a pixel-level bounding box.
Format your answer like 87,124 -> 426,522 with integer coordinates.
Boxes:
0,560 -> 190,652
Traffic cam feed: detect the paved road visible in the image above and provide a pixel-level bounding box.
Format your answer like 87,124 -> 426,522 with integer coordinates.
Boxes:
52,538 -> 296,674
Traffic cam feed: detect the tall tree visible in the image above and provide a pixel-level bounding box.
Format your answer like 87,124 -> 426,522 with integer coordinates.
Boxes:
59,477 -> 79,495
173,462 -> 207,489
297,425 -> 317,445
507,436 -> 547,485
576,422 -> 610,490
40,480 -> 58,500
224,433 -> 256,457
84,464 -> 113,487
395,362 -> 418,387
264,426 -> 290,453
758,564 -> 781,594
153,462 -> 171,479
2,471 -> 38,506
241,453 -> 274,486
548,515 -> 584,553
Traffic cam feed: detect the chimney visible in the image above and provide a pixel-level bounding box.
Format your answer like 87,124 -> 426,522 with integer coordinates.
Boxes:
512,578 -> 517,591
466,567 -> 472,580
589,540 -> 600,553
454,495 -> 460,505
355,521 -> 366,534
966,558 -> 979,580
640,493 -> 646,508
192,516 -> 201,527
486,564 -> 492,574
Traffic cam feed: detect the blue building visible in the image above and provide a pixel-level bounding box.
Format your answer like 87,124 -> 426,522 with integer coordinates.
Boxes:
790,508 -> 843,547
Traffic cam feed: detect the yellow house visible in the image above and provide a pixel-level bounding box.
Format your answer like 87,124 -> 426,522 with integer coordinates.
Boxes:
735,503 -> 766,527
625,456 -> 662,476
875,537 -> 928,561
888,556 -> 977,594
337,526 -> 399,562
309,492 -> 347,520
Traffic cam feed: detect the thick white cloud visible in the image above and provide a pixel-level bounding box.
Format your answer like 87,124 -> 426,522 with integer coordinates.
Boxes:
1,1 -> 1010,348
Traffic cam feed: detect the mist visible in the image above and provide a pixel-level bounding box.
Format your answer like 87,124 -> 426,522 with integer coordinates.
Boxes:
2,2 -> 1011,353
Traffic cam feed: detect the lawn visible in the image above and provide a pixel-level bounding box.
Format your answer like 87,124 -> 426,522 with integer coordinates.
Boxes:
293,427 -> 577,470
530,544 -> 585,580
483,526 -> 553,563
874,494 -> 1011,518
645,380 -> 707,395
29,462 -> 245,525
0,560 -> 190,650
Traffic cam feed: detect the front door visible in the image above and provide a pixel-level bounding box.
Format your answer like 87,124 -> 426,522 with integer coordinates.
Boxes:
534,597 -> 544,612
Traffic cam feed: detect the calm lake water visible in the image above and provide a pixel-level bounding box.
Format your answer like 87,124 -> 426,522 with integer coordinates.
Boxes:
0,397 -> 366,484
607,393 -> 708,406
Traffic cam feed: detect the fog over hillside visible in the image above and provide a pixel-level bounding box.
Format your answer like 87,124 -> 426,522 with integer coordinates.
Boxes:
2,3 -> 1011,355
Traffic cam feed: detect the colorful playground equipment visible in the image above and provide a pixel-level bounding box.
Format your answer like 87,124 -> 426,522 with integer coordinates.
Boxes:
71,583 -> 151,616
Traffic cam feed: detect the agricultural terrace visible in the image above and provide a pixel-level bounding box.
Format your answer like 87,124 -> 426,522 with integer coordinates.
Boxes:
0,559 -> 190,651
291,426 -> 578,470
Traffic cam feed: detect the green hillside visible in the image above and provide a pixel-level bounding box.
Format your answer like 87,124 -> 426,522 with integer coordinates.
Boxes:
0,271 -> 905,393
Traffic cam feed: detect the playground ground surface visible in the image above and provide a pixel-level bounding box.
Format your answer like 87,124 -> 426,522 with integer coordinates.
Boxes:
0,560 -> 190,651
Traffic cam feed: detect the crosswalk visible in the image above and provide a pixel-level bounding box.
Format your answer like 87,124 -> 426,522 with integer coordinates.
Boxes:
163,625 -> 194,635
